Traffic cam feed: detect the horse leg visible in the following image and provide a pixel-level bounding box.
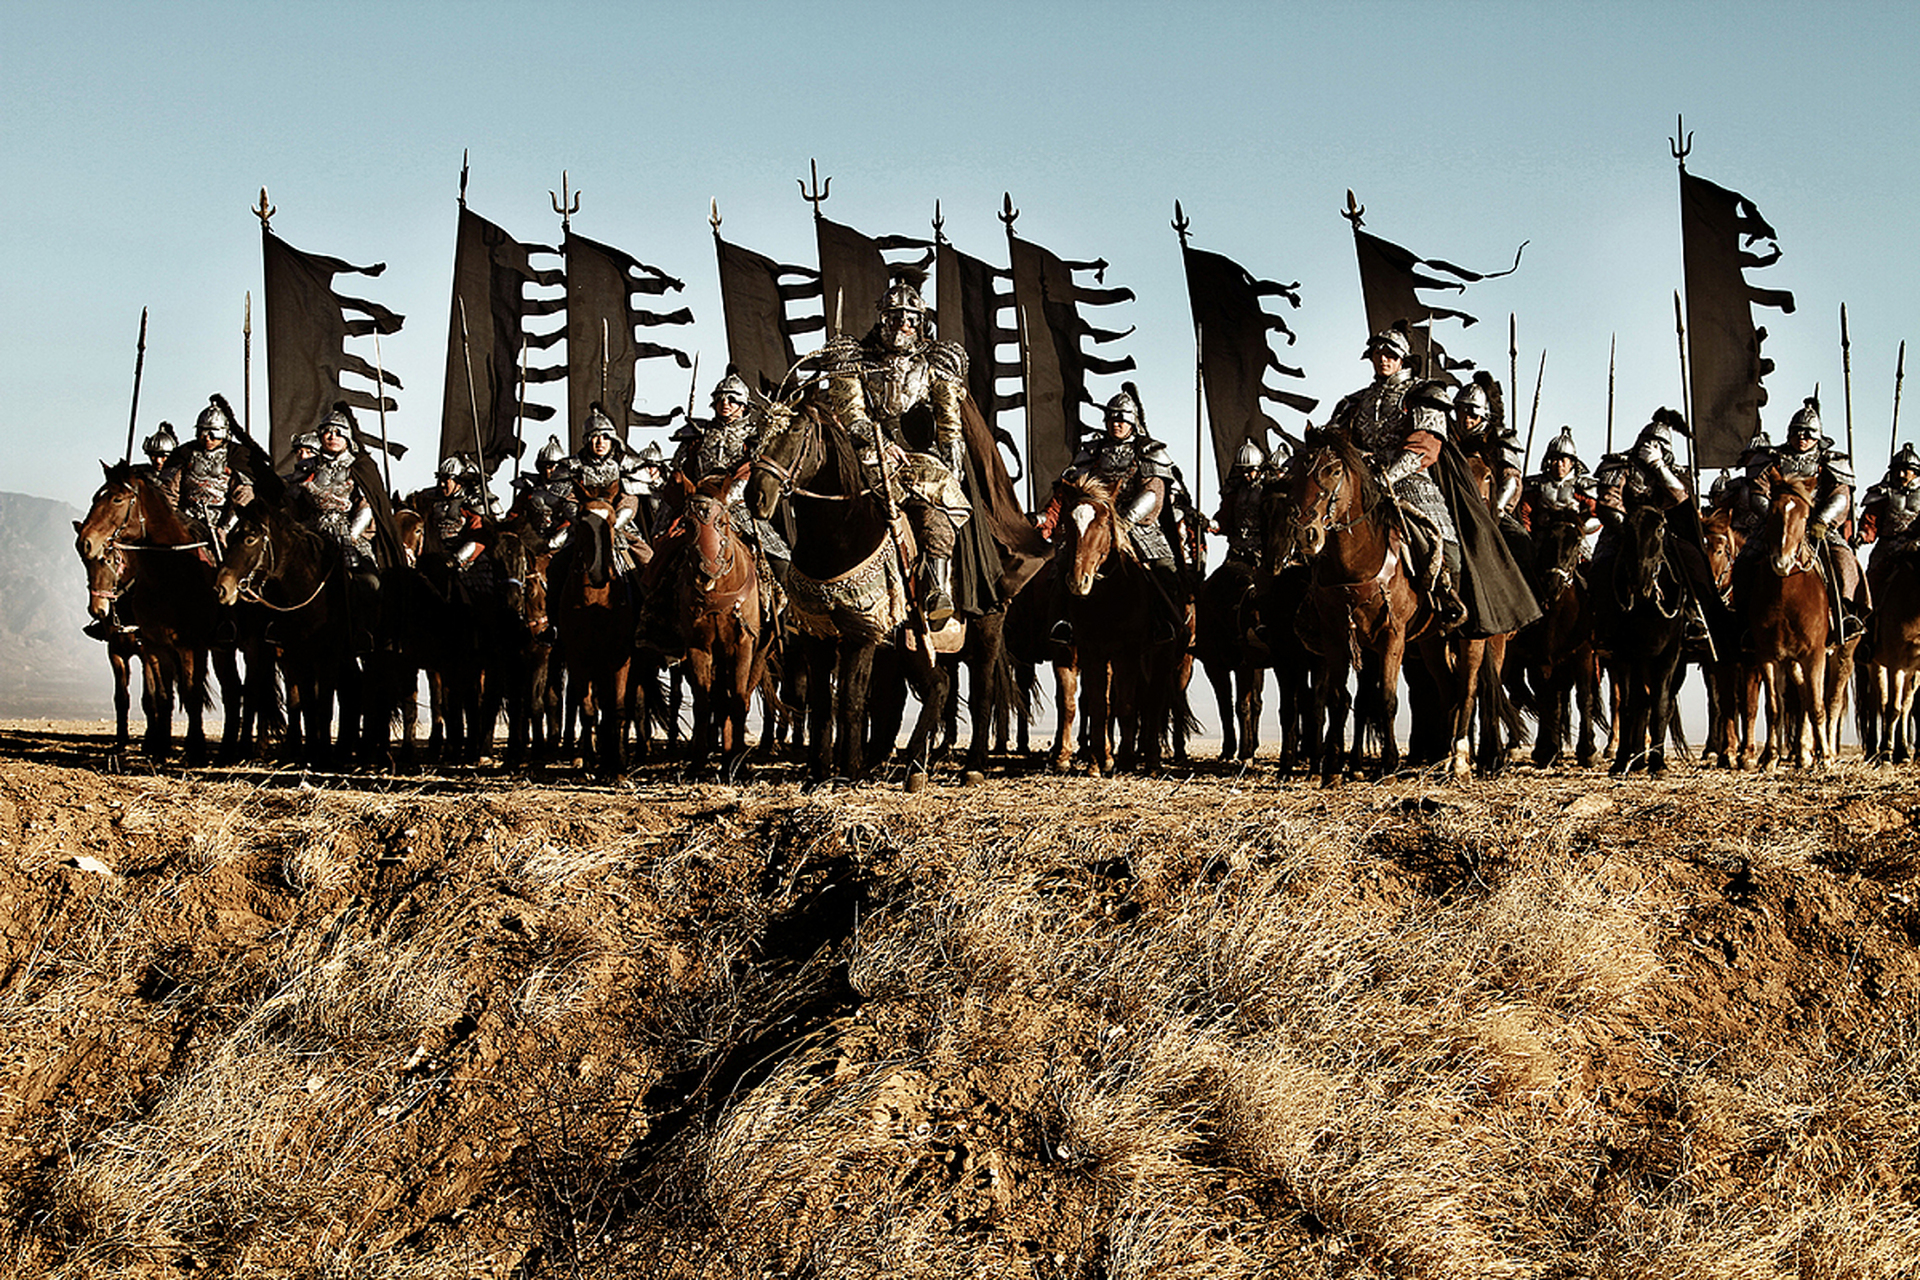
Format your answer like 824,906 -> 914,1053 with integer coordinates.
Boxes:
1205,660 -> 1236,762
687,650 -> 715,774
109,645 -> 132,752
1238,663 -> 1265,763
1446,637 -> 1483,779
838,641 -> 876,781
903,649 -> 947,788
1051,661 -> 1078,771
141,652 -> 171,761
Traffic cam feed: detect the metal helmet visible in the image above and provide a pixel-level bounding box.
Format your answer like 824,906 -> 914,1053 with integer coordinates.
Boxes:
877,272 -> 931,324
195,395 -> 236,440
1103,391 -> 1140,427
1640,407 -> 1688,445
292,431 -> 321,456
537,434 -> 567,467
142,423 -> 179,458
1892,443 -> 1920,475
1233,439 -> 1265,472
1787,396 -> 1822,441
584,403 -> 618,442
710,372 -> 751,407
1542,426 -> 1581,464
637,441 -> 665,466
1453,381 -> 1491,420
318,403 -> 356,447
1363,325 -> 1412,362
1708,469 -> 1730,503
436,455 -> 468,480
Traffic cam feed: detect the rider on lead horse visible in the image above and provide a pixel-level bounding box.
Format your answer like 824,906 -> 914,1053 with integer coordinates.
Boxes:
161,395 -> 256,555
132,424 -> 178,487
813,269 -> 972,624
1760,396 -> 1868,640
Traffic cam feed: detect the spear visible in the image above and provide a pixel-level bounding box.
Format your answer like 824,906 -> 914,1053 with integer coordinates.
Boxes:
1606,333 -> 1616,455
1674,291 -> 1696,492
599,318 -> 609,411
1508,313 -> 1518,456
122,307 -> 148,464
373,331 -> 396,496
685,352 -> 701,440
1523,348 -> 1547,471
243,293 -> 252,440
1842,303 -> 1855,464
517,336 -> 528,469
1193,321 -> 1205,516
1894,341 -> 1908,467
455,295 -> 487,493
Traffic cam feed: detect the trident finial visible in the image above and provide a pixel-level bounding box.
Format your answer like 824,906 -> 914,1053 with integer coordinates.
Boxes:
1172,199 -> 1192,247
932,199 -> 946,245
1341,189 -> 1365,230
459,149 -> 469,208
797,158 -> 830,217
252,187 -> 275,232
710,197 -> 722,234
999,191 -> 1019,232
1670,114 -> 1693,170
550,170 -> 580,231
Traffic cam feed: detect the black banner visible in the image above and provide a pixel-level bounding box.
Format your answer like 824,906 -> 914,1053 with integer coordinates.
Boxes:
1180,241 -> 1318,486
261,229 -> 405,463
441,206 -> 564,475
1347,200 -> 1523,386
1007,230 -> 1135,491
564,231 -> 693,449
713,232 -> 823,398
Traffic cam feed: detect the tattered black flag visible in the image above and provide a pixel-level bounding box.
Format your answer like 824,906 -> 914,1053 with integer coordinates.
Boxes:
815,214 -> 934,339
936,234 -> 1025,479
1006,214 -> 1136,491
441,205 -> 565,475
1179,232 -> 1318,487
261,228 -> 406,463
713,229 -> 823,399
564,231 -> 693,449
1345,192 -> 1523,386
1681,169 -> 1796,469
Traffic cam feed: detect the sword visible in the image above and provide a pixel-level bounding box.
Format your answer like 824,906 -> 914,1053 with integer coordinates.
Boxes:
123,307 -> 148,464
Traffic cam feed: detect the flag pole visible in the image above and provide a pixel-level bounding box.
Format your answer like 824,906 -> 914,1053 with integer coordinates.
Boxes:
122,307 -> 148,464
1893,341 -> 1908,467
517,336 -> 528,469
1675,290 -> 1696,496
1524,349 -> 1547,472
1508,313 -> 1519,458
456,295 -> 487,492
373,331 -> 396,496
1841,303 -> 1855,464
243,293 -> 253,441
1605,333 -> 1616,456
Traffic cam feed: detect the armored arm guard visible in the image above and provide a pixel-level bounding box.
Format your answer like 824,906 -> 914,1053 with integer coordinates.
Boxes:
818,336 -> 868,426
349,506 -> 375,540
1122,476 -> 1166,527
1381,449 -> 1424,486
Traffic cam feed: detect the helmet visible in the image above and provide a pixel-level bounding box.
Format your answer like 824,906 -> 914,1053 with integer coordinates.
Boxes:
142,424 -> 178,458
537,434 -> 567,467
584,402 -> 618,442
1453,382 -> 1491,420
876,271 -> 930,325
195,395 -> 236,440
1640,407 -> 1688,445
317,403 -> 356,447
1103,391 -> 1140,427
292,431 -> 321,456
1787,396 -> 1821,441
1542,426 -> 1582,464
711,372 -> 751,407
636,441 -> 665,467
436,455 -> 468,480
1233,439 -> 1265,471
1892,443 -> 1920,475
1363,325 -> 1412,361
1708,470 -> 1730,503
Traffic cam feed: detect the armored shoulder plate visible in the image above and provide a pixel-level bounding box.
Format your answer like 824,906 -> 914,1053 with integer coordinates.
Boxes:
817,334 -> 865,375
1826,451 -> 1856,487
928,339 -> 969,385
1136,439 -> 1178,481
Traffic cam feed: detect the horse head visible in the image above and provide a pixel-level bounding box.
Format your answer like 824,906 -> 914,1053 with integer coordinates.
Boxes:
1762,467 -> 1817,577
1287,430 -> 1375,562
749,398 -> 824,519
1618,505 -> 1673,608
1055,477 -> 1124,598
214,501 -> 277,606
1701,507 -> 1744,594
1533,509 -> 1587,606
686,473 -> 744,588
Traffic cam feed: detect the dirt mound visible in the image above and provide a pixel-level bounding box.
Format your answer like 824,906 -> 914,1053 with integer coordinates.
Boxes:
2,743 -> 1918,1278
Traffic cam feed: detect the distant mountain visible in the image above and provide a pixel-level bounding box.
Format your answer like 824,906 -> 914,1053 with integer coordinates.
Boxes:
0,491 -> 105,718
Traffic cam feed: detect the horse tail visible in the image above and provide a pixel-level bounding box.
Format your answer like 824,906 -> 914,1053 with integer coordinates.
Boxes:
189,653 -> 213,714
1481,658 -> 1530,747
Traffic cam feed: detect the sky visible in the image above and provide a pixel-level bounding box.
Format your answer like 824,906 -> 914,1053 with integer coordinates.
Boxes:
4,0 -> 1917,518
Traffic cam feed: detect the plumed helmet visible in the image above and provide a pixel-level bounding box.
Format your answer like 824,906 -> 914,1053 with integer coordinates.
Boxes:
1233,439 -> 1265,471
711,372 -> 751,406
292,432 -> 321,455
142,423 -> 178,457
877,268 -> 931,323
584,402 -> 618,441
195,395 -> 237,440
1363,324 -> 1412,362
1787,396 -> 1822,440
1542,426 -> 1583,465
436,455 -> 468,480
537,434 -> 567,466
1640,407 -> 1689,444
318,402 -> 357,445
1892,442 -> 1920,474
1103,391 -> 1140,426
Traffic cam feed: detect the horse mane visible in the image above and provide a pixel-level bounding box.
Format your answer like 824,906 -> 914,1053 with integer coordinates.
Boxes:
816,408 -> 873,499
1301,426 -> 1390,522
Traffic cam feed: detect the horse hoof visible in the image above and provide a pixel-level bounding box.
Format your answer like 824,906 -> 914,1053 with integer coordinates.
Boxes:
962,770 -> 987,787
905,772 -> 930,793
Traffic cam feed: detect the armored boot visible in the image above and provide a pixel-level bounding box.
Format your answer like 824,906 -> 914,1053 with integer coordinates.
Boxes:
1431,565 -> 1469,631
923,556 -> 956,625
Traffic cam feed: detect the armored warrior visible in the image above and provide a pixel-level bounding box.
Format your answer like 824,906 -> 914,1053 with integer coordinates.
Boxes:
423,456 -> 486,565
512,435 -> 577,536
1518,428 -> 1600,536
298,405 -> 379,567
1860,443 -> 1920,559
132,424 -> 178,487
1327,330 -> 1467,626
161,395 -> 255,552
1590,408 -> 1724,642
1211,439 -> 1271,565
813,270 -> 972,623
1712,432 -> 1776,538
1452,372 -> 1523,522
571,404 -> 650,567
1763,397 -> 1867,636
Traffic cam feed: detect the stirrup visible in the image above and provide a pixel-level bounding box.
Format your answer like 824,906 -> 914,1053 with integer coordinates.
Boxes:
1049,620 -> 1074,645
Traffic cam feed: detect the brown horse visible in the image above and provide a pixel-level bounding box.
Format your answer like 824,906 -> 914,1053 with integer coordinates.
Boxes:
1512,507 -> 1603,768
1863,537 -> 1920,763
1698,505 -> 1750,767
1050,476 -> 1186,776
74,464 -> 245,764
667,466 -> 767,778
548,502 -> 640,778
1736,470 -> 1832,769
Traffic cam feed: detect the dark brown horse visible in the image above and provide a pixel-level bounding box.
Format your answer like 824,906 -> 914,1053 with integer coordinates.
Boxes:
668,466 -> 767,778
1863,536 -> 1920,763
1596,505 -> 1690,776
547,501 -> 641,778
1736,470 -> 1833,768
74,464 -> 246,763
1512,508 -> 1602,768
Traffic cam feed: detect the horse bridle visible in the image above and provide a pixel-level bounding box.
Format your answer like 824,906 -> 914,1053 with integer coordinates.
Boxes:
229,519 -> 333,612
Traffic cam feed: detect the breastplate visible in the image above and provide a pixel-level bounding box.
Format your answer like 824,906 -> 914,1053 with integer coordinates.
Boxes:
577,454 -> 622,490
695,413 -> 757,478
180,446 -> 231,511
427,492 -> 466,542
305,458 -> 357,514
1348,377 -> 1409,455
860,352 -> 932,424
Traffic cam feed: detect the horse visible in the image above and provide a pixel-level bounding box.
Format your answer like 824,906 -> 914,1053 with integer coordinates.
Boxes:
215,495 -> 366,768
1594,504 -> 1690,776
748,402 -> 949,787
1044,476 -> 1187,776
74,463 -> 247,764
665,466 -> 767,778
1734,470 -> 1834,769
1511,507 -> 1603,768
1195,557 -> 1271,766
1862,536 -> 1920,763
546,501 -> 641,778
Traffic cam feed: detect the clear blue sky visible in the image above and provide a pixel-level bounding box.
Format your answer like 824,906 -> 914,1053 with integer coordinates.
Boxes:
4,0 -> 1914,513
